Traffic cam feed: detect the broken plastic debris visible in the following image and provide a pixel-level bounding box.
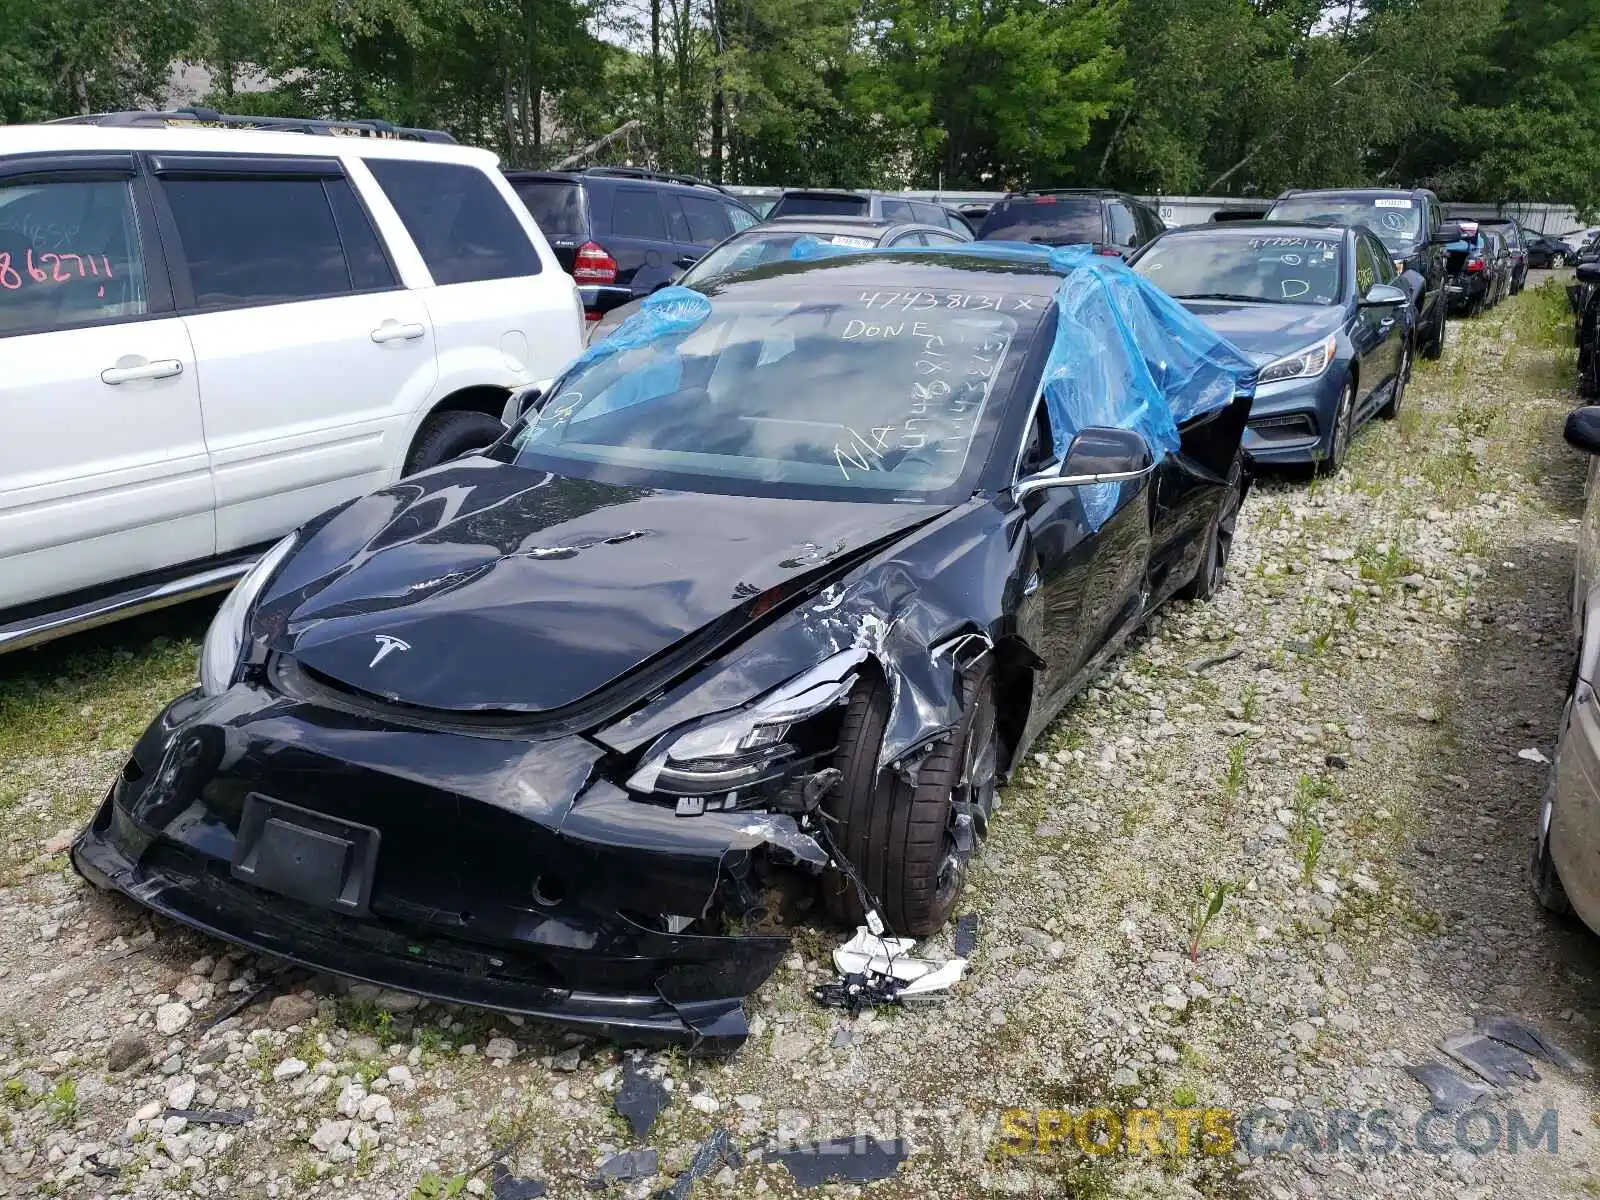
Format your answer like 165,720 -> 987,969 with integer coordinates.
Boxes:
1476,1014 -> 1588,1073
660,1128 -> 741,1199
1439,1031 -> 1537,1087
833,927 -> 925,982
597,1147 -> 658,1181
1517,747 -> 1551,764
163,1107 -> 254,1126
769,1136 -> 909,1187
1405,1061 -> 1493,1112
952,913 -> 980,958
487,1160 -> 547,1200
614,1058 -> 669,1140
898,958 -> 970,997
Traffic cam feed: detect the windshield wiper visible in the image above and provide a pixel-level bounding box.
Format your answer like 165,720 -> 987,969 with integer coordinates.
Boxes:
1171,292 -> 1290,304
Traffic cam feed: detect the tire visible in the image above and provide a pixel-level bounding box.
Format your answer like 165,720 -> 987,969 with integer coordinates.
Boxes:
403,410 -> 506,475
1177,449 -> 1243,601
1318,378 -> 1355,475
1377,342 -> 1410,420
1531,776 -> 1573,915
1553,253 -> 1568,269
822,662 -> 998,937
1421,300 -> 1446,360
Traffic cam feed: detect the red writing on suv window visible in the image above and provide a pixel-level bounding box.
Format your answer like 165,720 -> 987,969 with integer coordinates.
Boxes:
0,250 -> 115,292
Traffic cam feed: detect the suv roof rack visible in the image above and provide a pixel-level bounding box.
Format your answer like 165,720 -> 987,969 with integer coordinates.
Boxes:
1007,187 -> 1119,198
578,165 -> 732,195
48,107 -> 457,144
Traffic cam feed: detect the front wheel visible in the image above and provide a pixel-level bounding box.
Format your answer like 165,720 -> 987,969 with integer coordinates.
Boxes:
1378,343 -> 1410,420
822,662 -> 998,936
1531,776 -> 1573,915
1421,301 -> 1446,360
1553,252 -> 1568,269
1177,450 -> 1244,601
1318,378 -> 1355,475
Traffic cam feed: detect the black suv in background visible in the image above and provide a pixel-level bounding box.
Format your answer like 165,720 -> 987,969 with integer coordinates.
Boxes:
766,189 -> 973,235
1266,187 -> 1455,359
975,188 -> 1164,257
506,167 -> 762,323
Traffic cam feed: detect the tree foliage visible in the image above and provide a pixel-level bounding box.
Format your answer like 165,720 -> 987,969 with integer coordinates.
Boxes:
1,0 -> 1595,211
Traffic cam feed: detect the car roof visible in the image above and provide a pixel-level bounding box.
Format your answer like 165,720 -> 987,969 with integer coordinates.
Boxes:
997,189 -> 1115,202
712,249 -> 1067,298
758,215 -> 898,232
0,121 -> 500,169
777,188 -> 873,200
1158,220 -> 1351,240
504,165 -> 741,199
1274,187 -> 1434,200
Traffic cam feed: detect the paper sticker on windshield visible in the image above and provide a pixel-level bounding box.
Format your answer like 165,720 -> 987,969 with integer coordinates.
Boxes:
1374,199 -> 1413,208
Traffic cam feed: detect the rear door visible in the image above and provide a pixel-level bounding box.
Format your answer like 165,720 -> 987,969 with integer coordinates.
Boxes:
1105,200 -> 1141,257
668,191 -> 734,269
509,175 -> 587,272
599,184 -> 682,296
1353,232 -> 1402,405
0,155 -> 213,612
152,153 -> 437,553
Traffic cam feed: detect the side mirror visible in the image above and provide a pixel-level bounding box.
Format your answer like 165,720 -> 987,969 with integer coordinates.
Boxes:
1361,283 -> 1410,308
1577,262 -> 1600,285
501,379 -> 551,427
1014,426 -> 1154,501
1565,407 -> 1600,455
1432,222 -> 1462,245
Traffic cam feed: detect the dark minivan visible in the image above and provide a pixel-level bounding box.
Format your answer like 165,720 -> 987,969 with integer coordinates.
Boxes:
976,188 -> 1164,258
1265,188 -> 1456,359
507,167 -> 761,324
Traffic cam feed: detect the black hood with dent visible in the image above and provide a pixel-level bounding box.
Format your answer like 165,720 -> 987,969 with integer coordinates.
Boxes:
254,458 -> 949,714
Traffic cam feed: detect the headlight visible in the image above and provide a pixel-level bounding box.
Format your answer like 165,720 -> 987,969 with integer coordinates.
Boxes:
199,533 -> 300,696
1257,333 -> 1338,385
628,649 -> 867,801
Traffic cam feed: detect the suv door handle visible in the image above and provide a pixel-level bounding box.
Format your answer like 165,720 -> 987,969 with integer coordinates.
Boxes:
100,359 -> 184,385
371,321 -> 426,344
674,254 -> 701,269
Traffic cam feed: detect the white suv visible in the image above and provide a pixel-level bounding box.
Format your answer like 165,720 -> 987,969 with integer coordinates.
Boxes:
0,110 -> 584,652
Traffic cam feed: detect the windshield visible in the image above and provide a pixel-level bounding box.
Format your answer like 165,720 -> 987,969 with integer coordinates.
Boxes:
770,194 -> 869,218
513,180 -> 584,237
511,288 -> 1044,499
1268,196 -> 1421,252
682,231 -> 878,286
978,197 -> 1101,244
1133,232 -> 1343,305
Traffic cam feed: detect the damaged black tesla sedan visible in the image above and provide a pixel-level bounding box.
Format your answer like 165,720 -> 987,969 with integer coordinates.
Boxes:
73,244 -> 1256,1049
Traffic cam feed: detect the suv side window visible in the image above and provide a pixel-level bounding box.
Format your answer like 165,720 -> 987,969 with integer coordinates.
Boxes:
1106,200 -> 1138,247
725,202 -> 758,232
1367,234 -> 1396,282
1135,204 -> 1164,244
0,177 -> 150,336
367,159 -> 540,285
910,201 -> 946,226
675,193 -> 732,245
880,198 -> 915,222
162,175 -> 358,308
1354,235 -> 1379,294
610,187 -> 669,240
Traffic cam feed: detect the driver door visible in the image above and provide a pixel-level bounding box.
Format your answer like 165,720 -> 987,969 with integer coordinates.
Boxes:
1012,397 -> 1153,705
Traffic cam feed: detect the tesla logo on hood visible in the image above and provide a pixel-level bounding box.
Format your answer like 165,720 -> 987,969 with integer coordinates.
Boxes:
369,635 -> 411,668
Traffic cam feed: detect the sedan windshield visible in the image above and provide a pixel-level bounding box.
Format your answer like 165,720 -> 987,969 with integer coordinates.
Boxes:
1134,233 -> 1343,305
1268,196 -> 1422,252
511,286 -> 1045,498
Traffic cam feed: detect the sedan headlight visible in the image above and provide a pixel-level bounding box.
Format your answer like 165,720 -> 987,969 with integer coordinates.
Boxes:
1257,333 -> 1338,385
199,533 -> 300,696
628,649 -> 867,800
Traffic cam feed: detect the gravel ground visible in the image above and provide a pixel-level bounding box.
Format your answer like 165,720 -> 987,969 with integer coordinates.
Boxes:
2,274 -> 1597,1200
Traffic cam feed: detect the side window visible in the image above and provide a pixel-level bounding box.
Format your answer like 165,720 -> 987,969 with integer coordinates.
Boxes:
1017,398 -> 1058,477
910,201 -> 946,226
1136,205 -> 1164,243
0,176 -> 149,336
1369,236 -> 1396,282
880,198 -> 915,222
887,231 -> 928,247
1354,236 -> 1378,295
610,187 -> 668,240
325,178 -> 397,292
366,159 -> 540,285
725,202 -> 759,232
1106,201 -> 1138,247
161,175 -> 352,308
924,231 -> 965,245
676,194 -> 732,245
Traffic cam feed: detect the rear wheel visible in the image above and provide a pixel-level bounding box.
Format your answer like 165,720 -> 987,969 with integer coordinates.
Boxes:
1553,252 -> 1568,269
1531,776 -> 1572,915
822,662 -> 998,937
404,410 -> 506,475
1421,299 -> 1446,360
1177,450 -> 1243,601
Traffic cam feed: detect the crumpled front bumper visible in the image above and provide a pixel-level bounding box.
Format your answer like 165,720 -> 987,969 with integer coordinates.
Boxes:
71,686 -> 812,1049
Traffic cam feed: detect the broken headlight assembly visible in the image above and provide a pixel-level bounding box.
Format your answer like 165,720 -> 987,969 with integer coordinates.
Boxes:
199,532 -> 300,696
1257,332 -> 1338,385
627,649 -> 867,812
